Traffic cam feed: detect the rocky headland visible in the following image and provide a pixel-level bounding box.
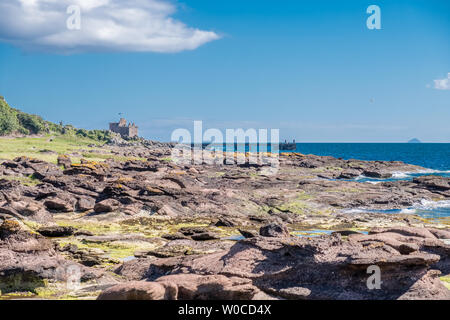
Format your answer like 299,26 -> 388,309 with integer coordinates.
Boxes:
0,141 -> 449,299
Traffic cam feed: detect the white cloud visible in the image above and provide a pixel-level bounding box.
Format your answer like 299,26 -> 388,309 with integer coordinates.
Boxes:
0,0 -> 220,53
433,73 -> 450,90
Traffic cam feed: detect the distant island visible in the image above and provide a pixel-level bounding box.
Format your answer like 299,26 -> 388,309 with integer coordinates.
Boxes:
408,138 -> 422,143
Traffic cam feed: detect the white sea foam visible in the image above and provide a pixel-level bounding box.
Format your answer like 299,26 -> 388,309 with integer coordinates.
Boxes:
390,169 -> 449,179
356,168 -> 450,183
342,199 -> 450,218
342,208 -> 366,214
418,168 -> 450,173
399,208 -> 416,214
391,171 -> 410,179
412,199 -> 450,210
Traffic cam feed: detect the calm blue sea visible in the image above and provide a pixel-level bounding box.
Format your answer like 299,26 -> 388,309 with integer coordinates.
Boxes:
210,143 -> 450,218
213,143 -> 450,171
291,143 -> 450,172
290,143 -> 450,220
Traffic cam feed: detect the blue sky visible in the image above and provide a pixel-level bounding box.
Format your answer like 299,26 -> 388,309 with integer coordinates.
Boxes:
0,0 -> 449,142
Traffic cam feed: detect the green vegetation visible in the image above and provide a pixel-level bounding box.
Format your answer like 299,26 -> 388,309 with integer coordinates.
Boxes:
51,216 -> 233,263
0,95 -> 113,142
81,152 -> 146,163
0,95 -> 126,163
275,192 -> 313,214
0,272 -> 46,295
440,275 -> 450,290
0,135 -> 102,163
0,97 -> 19,134
0,175 -> 41,186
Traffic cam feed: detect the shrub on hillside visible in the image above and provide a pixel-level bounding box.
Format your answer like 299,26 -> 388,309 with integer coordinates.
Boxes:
0,94 -> 115,143
16,111 -> 45,134
75,128 -> 112,142
0,99 -> 19,134
46,121 -> 64,134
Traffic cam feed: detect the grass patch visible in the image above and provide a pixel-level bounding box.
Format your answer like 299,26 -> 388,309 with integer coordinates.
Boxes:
0,135 -> 104,164
0,174 -> 41,186
275,192 -> 313,214
57,237 -> 157,260
440,275 -> 450,290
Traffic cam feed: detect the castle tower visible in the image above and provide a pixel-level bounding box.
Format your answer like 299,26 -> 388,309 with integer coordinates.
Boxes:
109,118 -> 138,138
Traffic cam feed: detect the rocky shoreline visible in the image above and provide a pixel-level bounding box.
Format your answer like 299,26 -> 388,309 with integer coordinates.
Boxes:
0,144 -> 449,300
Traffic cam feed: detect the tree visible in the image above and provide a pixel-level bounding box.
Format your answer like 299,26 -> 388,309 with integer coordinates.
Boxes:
0,99 -> 19,134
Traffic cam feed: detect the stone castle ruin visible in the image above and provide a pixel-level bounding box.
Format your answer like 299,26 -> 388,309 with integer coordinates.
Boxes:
109,118 -> 138,138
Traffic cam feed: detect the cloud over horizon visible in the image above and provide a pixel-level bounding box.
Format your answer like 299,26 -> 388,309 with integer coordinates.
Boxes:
0,0 -> 220,53
433,73 -> 450,90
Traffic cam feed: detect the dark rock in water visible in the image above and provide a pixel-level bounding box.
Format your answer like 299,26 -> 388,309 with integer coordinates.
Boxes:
38,226 -> 76,237
362,170 -> 392,179
338,169 -> 361,179
259,223 -> 290,238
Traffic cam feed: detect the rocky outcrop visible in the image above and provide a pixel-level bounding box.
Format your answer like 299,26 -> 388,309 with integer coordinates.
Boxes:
37,226 -> 76,237
1,154 -> 449,226
108,226 -> 450,300
413,176 -> 450,192
98,274 -> 269,300
259,223 -> 290,237
57,155 -> 72,169
0,220 -> 94,294
94,199 -> 120,213
1,148 -> 450,300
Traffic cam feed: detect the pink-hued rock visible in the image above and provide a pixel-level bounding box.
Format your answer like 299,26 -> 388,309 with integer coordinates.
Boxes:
110,226 -> 450,300
97,274 -> 269,300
